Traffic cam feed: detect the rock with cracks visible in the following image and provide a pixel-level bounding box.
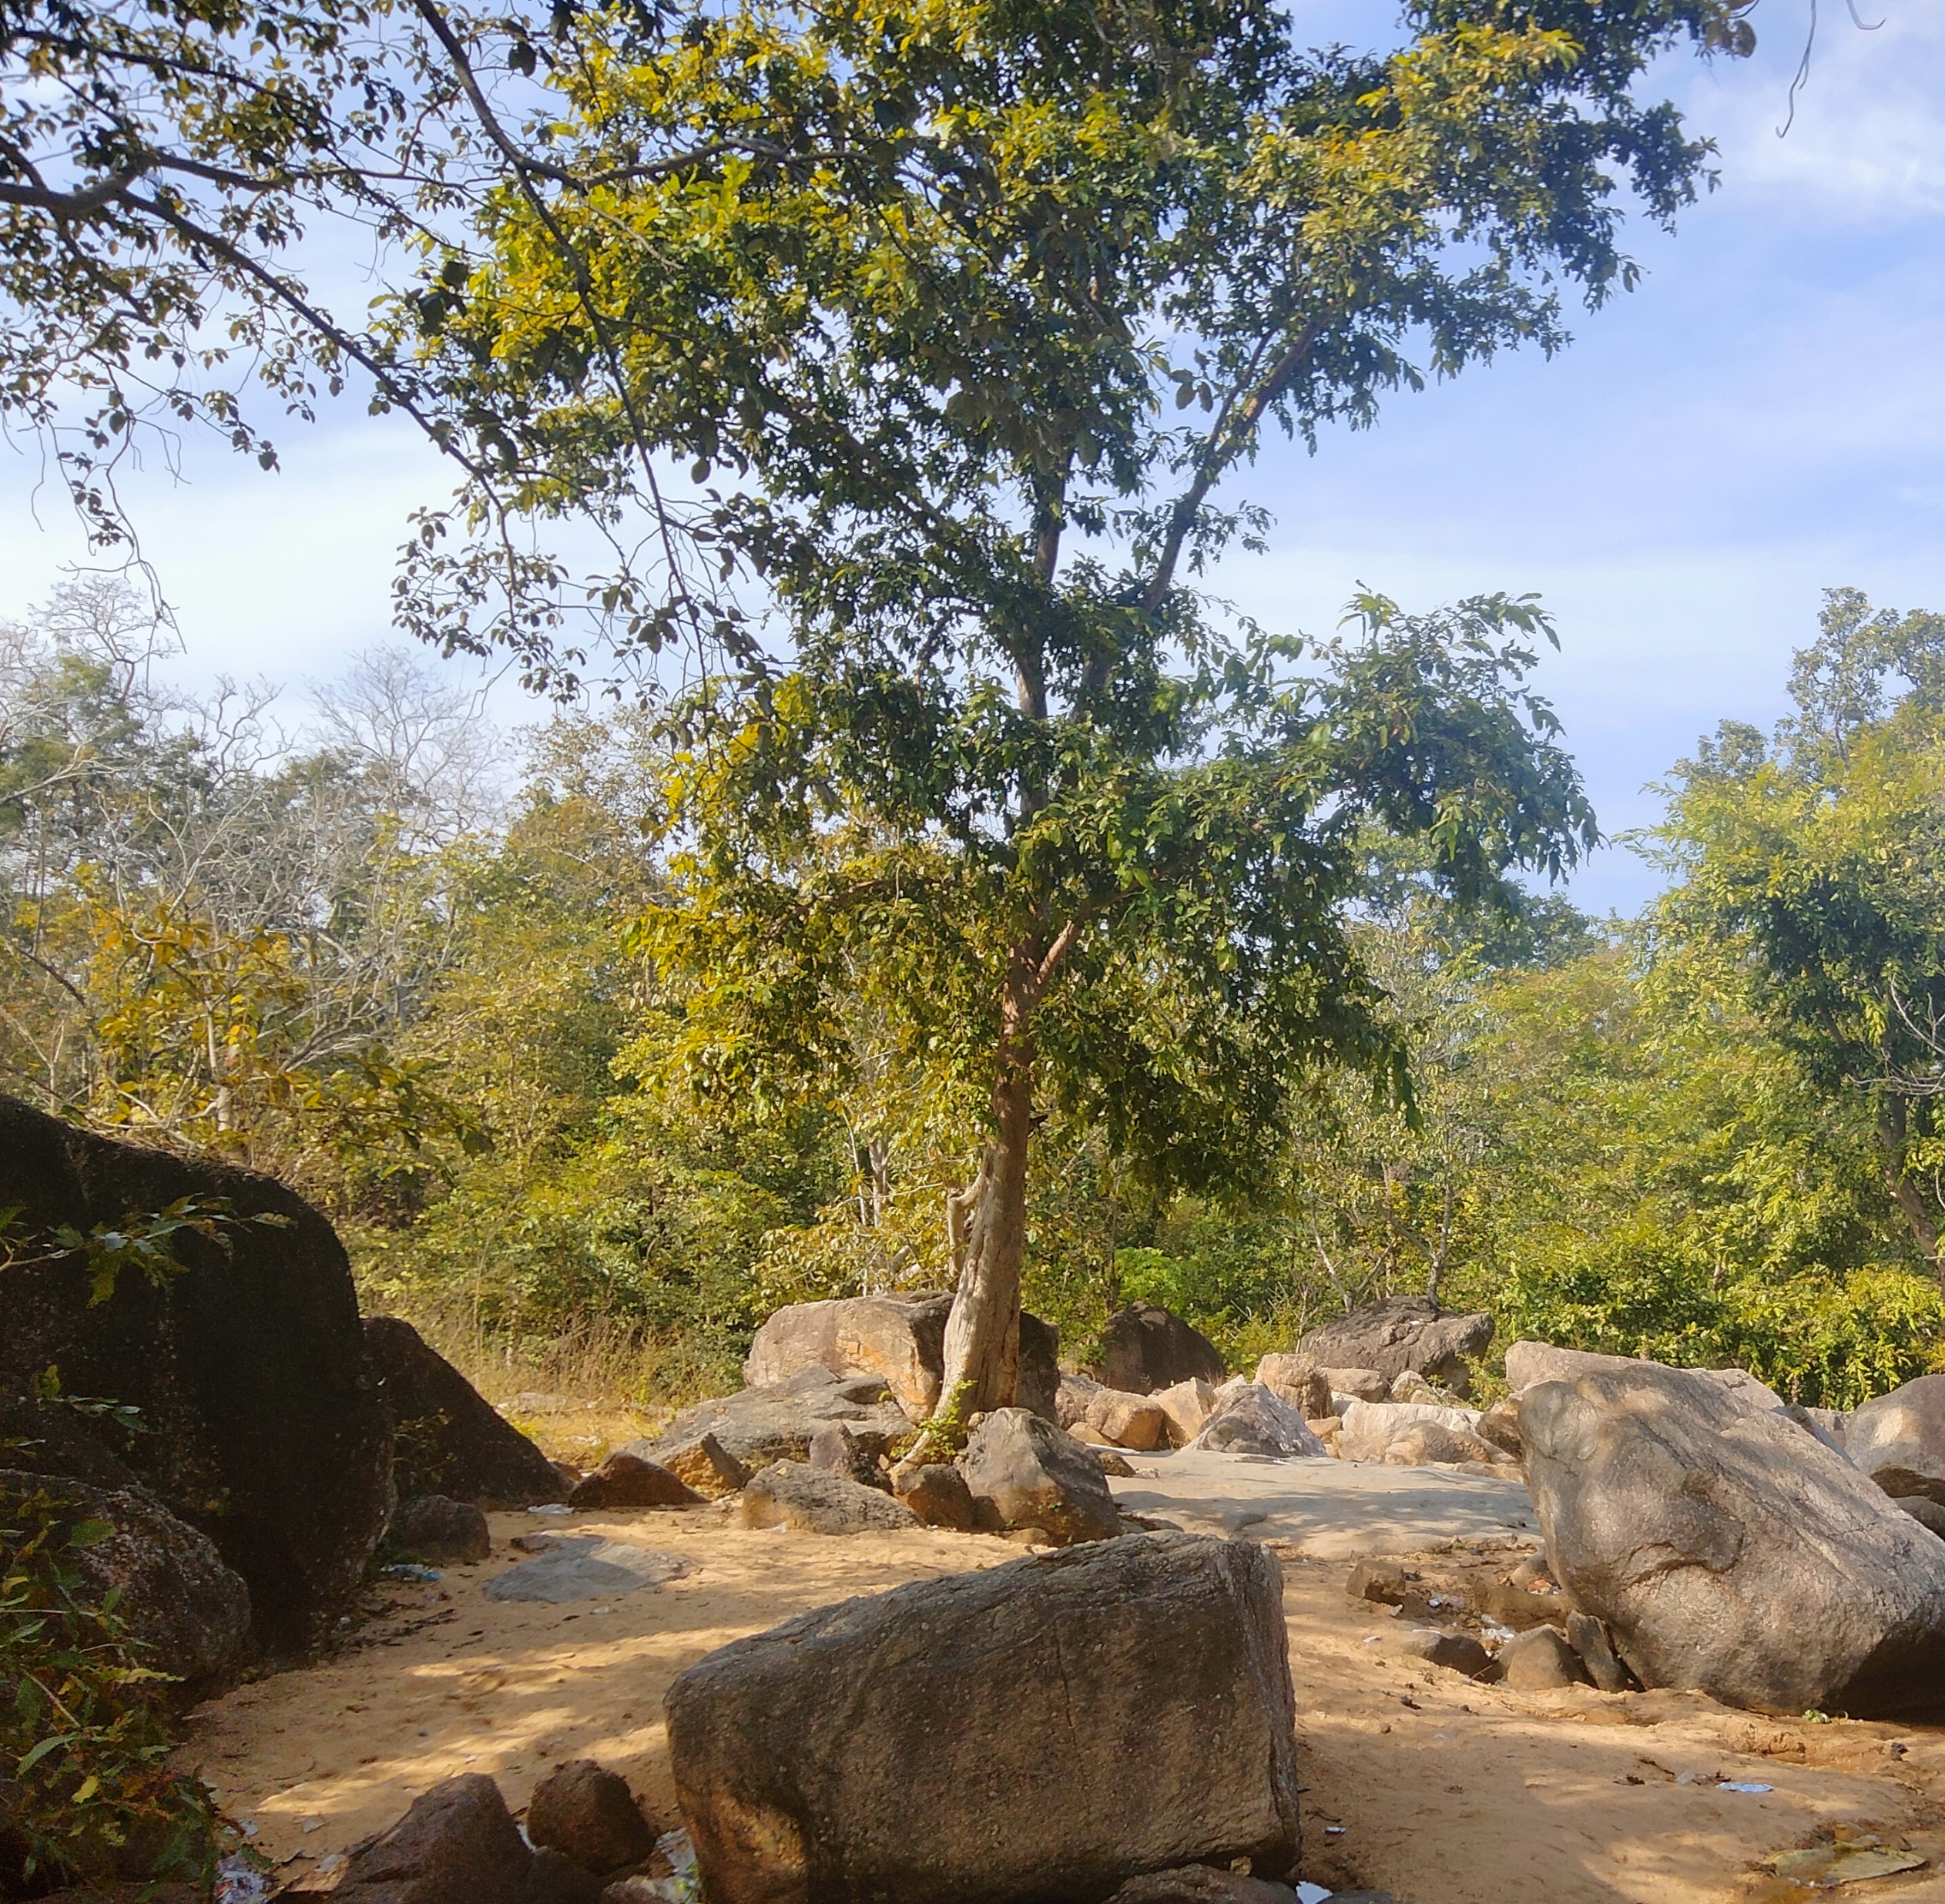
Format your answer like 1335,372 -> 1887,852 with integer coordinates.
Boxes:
741,1460 -> 921,1534
0,1095 -> 391,1654
808,1421 -> 893,1491
1518,1356 -> 1945,1715
1846,1375 -> 1945,1506
1252,1356 -> 1331,1420
743,1293 -> 956,1422
1189,1383 -> 1326,1459
959,1408 -> 1123,1544
1086,1303 -> 1227,1396
1294,1298 -> 1494,1400
664,1532 -> 1299,1904
366,1316 -> 567,1510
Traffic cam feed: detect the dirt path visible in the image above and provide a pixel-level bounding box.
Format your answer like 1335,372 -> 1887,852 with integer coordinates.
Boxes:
175,1476 -> 1945,1902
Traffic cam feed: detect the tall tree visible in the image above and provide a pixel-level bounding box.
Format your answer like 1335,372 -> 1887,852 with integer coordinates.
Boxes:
403,0 -> 1741,1419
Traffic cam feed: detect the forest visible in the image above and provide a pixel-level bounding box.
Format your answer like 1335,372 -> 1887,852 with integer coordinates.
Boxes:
7,572 -> 1944,1410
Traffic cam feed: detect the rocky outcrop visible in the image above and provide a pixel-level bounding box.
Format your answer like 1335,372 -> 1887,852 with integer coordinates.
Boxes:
365,1317 -> 566,1510
1294,1298 -> 1493,1399
1189,1383 -> 1326,1459
664,1534 -> 1299,1904
0,1094 -> 392,1653
959,1409 -> 1123,1544
1087,1304 -> 1227,1396
741,1460 -> 921,1534
744,1293 -> 955,1421
1,1470 -> 251,1692
1519,1356 -> 1945,1715
526,1760 -> 658,1876
391,1494 -> 491,1565
1845,1375 -> 1945,1505
566,1454 -> 703,1512
632,1367 -> 914,1473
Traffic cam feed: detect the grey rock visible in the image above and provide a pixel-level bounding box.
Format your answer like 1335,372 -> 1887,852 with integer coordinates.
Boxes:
741,1460 -> 920,1534
367,1316 -> 567,1509
1086,1304 -> 1227,1396
1846,1375 -> 1945,1505
1320,1368 -> 1391,1404
1192,1383 -> 1326,1459
2,1470 -> 252,1691
1056,1372 -> 1104,1428
566,1454 -> 703,1512
392,1494 -> 491,1565
664,1533 -> 1299,1904
1497,1624 -> 1590,1691
639,1366 -> 913,1473
1474,1397 -> 1524,1460
1017,1311 -> 1062,1422
482,1537 -> 686,1604
1396,1626 -> 1493,1678
1102,1868 -> 1299,1903
1296,1299 -> 1494,1399
893,1461 -> 978,1531
1504,1340 -> 1784,1413
1893,1495 -> 1945,1537
959,1408 -> 1122,1545
0,1094 -> 392,1654
807,1421 -> 892,1491
1520,1356 -> 1945,1715
527,1760 -> 657,1875
1567,1611 -> 1631,1693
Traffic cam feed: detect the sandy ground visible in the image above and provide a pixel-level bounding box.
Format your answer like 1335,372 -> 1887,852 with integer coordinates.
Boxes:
174,1457 -> 1945,1904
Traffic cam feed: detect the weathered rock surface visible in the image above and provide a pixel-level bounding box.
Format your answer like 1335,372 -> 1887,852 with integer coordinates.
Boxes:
1335,1399 -> 1484,1464
1320,1368 -> 1390,1406
1896,1496 -> 1945,1538
1189,1383 -> 1326,1459
1253,1356 -> 1331,1420
482,1537 -> 686,1604
1295,1298 -> 1494,1398
0,1094 -> 392,1653
1383,1421 -> 1504,1469
807,1420 -> 893,1491
1082,1387 -> 1172,1451
635,1367 -> 913,1473
959,1408 -> 1123,1544
1015,1311 -> 1063,1421
526,1760 -> 657,1876
893,1461 -> 978,1530
1150,1377 -> 1217,1447
366,1316 -> 566,1510
1396,1626 -> 1493,1678
567,1454 -> 703,1513
0,1393 -> 143,1490
391,1494 -> 491,1565
744,1293 -> 955,1421
741,1460 -> 920,1535
1497,1624 -> 1591,1692
1520,1357 -> 1945,1715
1846,1375 -> 1945,1505
664,1533 -> 1299,1904
329,1772 -> 601,1903
651,1432 -> 748,1500
1504,1340 -> 1784,1413
1057,1372 -> 1103,1428
1474,1397 -> 1524,1461
1087,1303 -> 1227,1396
0,1470 -> 251,1691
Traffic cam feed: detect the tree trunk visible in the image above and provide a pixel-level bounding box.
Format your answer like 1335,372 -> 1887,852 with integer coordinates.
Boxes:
1876,1097 -> 1942,1274
934,975 -> 1035,1421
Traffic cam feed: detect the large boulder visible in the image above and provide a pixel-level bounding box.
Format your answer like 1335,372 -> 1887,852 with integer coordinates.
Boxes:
0,1095 -> 391,1653
1519,1357 -> 1945,1715
1504,1339 -> 1784,1412
959,1408 -> 1123,1544
741,1461 -> 921,1535
1086,1304 -> 1226,1396
566,1453 -> 703,1512
1294,1297 -> 1493,1398
738,1298 -> 1061,1426
631,1366 -> 914,1473
525,1759 -> 659,1876
364,1317 -> 566,1509
1252,1356 -> 1331,1420
1845,1375 -> 1945,1505
1,1469 -> 252,1691
1335,1400 -> 1485,1463
664,1533 -> 1300,1904
1189,1383 -> 1326,1459
744,1293 -> 955,1421
1149,1377 -> 1216,1447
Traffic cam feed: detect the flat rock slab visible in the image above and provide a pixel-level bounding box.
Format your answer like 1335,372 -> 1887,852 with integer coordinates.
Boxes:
1108,1450 -> 1538,1557
481,1537 -> 688,1604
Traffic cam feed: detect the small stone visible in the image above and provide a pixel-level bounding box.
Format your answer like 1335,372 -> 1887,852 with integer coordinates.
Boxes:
1396,1626 -> 1493,1678
1095,1447 -> 1137,1478
527,1759 -> 658,1875
1346,1558 -> 1410,1606
568,1454 -> 704,1512
1497,1624 -> 1591,1691
808,1421 -> 894,1492
391,1494 -> 491,1565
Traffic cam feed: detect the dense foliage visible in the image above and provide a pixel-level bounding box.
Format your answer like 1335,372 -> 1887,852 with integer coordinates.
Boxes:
6,582 -> 1942,1408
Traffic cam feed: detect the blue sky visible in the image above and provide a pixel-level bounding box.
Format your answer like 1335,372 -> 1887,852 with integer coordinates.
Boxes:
2,0 -> 1940,915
